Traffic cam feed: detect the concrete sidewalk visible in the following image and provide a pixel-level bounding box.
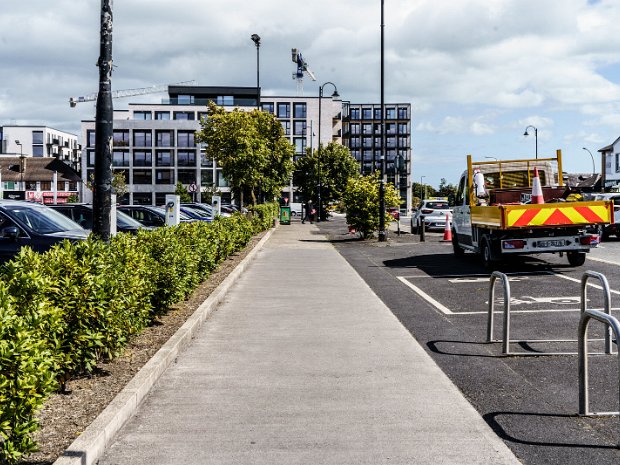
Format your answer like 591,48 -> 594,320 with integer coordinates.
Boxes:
95,223 -> 522,465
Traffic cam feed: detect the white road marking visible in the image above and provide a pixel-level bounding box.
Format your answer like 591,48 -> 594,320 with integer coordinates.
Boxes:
587,255 -> 620,267
397,276 -> 454,315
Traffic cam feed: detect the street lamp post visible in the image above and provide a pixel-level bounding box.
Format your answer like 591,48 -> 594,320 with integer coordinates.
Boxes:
251,34 -> 261,109
420,175 -> 426,201
15,140 -> 24,191
317,81 -> 339,223
582,147 -> 596,177
523,125 -> 538,159
378,0 -> 387,241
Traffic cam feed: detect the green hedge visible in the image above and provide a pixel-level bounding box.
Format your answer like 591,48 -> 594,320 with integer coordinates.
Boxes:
0,204 -> 277,464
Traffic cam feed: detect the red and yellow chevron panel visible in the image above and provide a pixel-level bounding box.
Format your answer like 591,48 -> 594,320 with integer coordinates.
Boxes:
505,202 -> 612,229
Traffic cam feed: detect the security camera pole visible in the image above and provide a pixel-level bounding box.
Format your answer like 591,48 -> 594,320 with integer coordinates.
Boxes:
93,0 -> 113,241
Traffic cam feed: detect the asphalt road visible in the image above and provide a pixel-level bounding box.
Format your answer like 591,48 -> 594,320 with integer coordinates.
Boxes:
317,214 -> 620,465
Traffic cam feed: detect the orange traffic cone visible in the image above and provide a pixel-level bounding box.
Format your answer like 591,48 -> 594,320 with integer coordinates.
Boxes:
442,212 -> 453,242
531,167 -> 544,204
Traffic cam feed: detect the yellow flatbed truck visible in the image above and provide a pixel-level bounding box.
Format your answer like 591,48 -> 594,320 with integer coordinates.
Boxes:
451,150 -> 613,266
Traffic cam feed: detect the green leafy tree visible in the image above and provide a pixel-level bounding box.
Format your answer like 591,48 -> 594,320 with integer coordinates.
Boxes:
174,182 -> 193,203
294,142 -> 359,215
437,178 -> 458,205
196,102 -> 294,206
342,173 -> 401,239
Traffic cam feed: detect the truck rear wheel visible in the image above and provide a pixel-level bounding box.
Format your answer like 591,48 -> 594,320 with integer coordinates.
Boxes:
480,238 -> 493,268
567,251 -> 586,266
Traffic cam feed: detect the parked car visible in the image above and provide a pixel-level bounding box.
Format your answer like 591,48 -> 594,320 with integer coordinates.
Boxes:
411,198 -> 452,233
0,200 -> 89,262
590,193 -> 620,239
118,205 -> 195,227
180,205 -> 213,222
49,203 -> 150,234
181,202 -> 232,218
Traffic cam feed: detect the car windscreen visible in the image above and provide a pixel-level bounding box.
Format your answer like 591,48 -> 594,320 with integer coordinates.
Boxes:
5,204 -> 84,234
117,210 -> 144,228
426,202 -> 450,209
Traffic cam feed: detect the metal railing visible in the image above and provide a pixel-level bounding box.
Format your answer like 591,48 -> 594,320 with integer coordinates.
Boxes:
578,309 -> 620,417
487,271 -> 614,356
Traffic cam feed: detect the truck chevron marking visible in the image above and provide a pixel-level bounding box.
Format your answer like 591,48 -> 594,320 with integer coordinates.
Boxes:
507,205 -> 608,228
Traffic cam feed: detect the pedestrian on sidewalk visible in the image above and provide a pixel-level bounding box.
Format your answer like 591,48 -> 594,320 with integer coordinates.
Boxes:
302,199 -> 315,224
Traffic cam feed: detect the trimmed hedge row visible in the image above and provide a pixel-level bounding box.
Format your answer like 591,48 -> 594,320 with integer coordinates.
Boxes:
0,203 -> 278,464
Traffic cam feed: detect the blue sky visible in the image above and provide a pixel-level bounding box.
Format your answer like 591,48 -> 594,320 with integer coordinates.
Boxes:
2,0 -> 620,189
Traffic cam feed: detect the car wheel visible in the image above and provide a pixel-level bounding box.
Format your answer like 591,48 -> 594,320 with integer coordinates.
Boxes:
567,251 -> 586,266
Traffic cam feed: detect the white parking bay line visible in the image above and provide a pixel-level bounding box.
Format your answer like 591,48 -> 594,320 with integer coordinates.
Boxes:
553,272 -> 620,296
587,255 -> 620,267
397,276 -> 454,315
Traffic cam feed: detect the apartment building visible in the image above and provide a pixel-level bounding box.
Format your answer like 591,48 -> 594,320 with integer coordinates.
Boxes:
80,85 -> 411,211
0,125 -> 81,172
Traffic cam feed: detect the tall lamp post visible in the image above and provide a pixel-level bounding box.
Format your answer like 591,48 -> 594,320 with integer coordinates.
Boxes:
378,0 -> 387,241
15,140 -> 24,191
582,147 -> 596,177
251,34 -> 261,109
420,175 -> 426,201
523,125 -> 538,159
317,81 -> 339,223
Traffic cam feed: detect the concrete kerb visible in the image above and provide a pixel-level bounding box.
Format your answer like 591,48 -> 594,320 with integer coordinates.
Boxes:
53,226 -> 276,465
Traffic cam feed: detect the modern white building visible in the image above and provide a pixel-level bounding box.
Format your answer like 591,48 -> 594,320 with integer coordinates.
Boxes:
599,137 -> 620,190
0,125 -> 81,172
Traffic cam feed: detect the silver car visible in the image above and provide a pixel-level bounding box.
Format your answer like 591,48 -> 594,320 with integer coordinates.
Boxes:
411,199 -> 452,233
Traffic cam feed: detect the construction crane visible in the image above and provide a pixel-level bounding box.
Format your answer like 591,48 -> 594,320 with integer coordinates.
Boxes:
291,49 -> 316,95
69,80 -> 196,107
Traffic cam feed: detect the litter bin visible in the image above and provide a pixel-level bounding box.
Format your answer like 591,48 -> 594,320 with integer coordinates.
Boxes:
279,206 -> 291,225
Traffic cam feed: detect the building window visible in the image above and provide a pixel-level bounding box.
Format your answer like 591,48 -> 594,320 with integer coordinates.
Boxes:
155,111 -> 170,120
201,169 -> 214,185
32,146 -> 44,157
177,95 -> 195,104
177,169 -> 196,184
293,103 -> 307,118
362,108 -> 372,119
350,108 -> 360,119
350,123 -> 360,135
156,150 -> 173,167
216,95 -> 234,106
201,152 -> 213,167
216,170 -> 229,187
174,111 -> 195,120
277,103 -> 290,118
133,130 -> 152,147
281,121 -> 290,136
293,121 -> 306,136
362,137 -> 372,148
133,193 -> 152,205
155,169 -> 174,184
616,153 -> 620,173
398,123 -> 408,134
198,112 -> 208,121
351,149 -> 361,161
87,149 -> 96,167
398,107 -> 408,119
362,123 -> 372,135
32,131 -> 43,144
386,123 -> 396,135
177,131 -> 195,148
113,150 -> 130,167
87,130 -> 96,147
386,107 -> 396,119
113,130 -> 130,147
133,170 -> 153,184
350,137 -> 361,149
134,111 -> 152,120
133,150 -> 152,167
156,130 -> 173,147
262,102 -> 274,114
374,108 -> 381,120
294,138 -> 306,155
177,150 -> 196,166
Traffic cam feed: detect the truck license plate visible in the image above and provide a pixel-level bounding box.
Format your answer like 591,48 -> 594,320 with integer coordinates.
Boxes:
537,240 -> 565,248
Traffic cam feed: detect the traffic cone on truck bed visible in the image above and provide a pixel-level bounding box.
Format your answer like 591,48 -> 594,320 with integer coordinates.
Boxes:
531,167 -> 544,204
442,212 -> 453,242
